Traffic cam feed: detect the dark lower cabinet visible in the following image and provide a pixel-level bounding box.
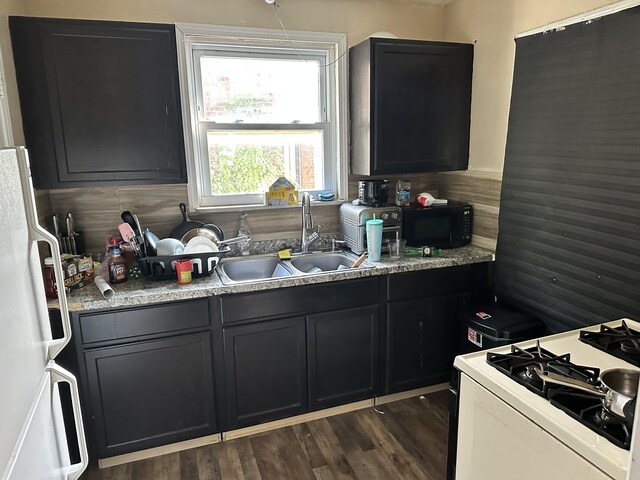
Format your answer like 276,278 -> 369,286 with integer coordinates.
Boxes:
83,332 -> 216,458
223,317 -> 307,429
307,305 -> 380,410
68,265 -> 488,460
386,295 -> 465,393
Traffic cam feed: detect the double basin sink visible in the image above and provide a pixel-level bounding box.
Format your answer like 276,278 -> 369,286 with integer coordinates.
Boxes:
217,251 -> 374,285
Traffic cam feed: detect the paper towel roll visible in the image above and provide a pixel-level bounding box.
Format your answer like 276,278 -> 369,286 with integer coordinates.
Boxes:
94,276 -> 115,300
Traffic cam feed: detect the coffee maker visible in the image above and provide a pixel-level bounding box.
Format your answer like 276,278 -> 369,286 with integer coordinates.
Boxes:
358,180 -> 389,207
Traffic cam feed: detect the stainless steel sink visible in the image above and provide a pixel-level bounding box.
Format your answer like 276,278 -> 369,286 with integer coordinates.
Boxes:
289,252 -> 360,273
217,251 -> 373,285
217,255 -> 295,284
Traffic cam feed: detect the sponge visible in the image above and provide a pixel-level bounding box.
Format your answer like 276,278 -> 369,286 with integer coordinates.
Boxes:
278,249 -> 292,260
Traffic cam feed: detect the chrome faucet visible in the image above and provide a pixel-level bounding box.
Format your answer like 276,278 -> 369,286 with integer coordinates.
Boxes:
301,192 -> 321,253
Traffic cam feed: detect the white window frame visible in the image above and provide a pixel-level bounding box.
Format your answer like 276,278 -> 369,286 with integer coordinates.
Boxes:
175,23 -> 348,211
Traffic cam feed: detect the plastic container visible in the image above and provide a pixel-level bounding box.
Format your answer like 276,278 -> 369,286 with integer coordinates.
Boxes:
365,216 -> 383,261
238,213 -> 253,256
175,258 -> 193,285
388,239 -> 407,259
395,180 -> 411,207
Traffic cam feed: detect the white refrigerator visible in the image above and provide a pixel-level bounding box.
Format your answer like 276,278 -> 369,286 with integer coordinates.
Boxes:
0,147 -> 88,479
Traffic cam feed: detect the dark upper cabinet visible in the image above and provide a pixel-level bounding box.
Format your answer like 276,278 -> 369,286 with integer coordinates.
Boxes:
9,17 -> 186,189
307,305 -> 380,410
349,38 -> 473,175
223,316 -> 308,429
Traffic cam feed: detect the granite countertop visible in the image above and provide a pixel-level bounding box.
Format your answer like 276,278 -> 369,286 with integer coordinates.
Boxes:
52,245 -> 494,312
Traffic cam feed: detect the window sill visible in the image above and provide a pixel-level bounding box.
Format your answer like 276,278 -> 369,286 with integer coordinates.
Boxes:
194,198 -> 346,214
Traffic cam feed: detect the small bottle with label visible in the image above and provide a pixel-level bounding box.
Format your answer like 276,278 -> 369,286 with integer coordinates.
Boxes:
395,180 -> 411,207
42,257 -> 58,299
108,246 -> 127,284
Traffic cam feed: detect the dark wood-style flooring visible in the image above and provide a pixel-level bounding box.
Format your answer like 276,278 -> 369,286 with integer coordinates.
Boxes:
82,391 -> 449,480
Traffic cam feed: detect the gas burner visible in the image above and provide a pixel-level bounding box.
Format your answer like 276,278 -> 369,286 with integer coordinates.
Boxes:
620,339 -> 640,356
487,341 -> 599,398
549,389 -> 632,450
580,320 -> 640,367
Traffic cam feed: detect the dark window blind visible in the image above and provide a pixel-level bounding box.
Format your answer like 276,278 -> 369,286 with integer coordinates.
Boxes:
495,6 -> 640,333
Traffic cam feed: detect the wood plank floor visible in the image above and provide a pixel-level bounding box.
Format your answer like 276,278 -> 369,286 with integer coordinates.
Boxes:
81,391 -> 450,480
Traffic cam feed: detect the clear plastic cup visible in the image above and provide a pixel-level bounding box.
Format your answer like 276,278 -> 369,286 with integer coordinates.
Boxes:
388,239 -> 407,259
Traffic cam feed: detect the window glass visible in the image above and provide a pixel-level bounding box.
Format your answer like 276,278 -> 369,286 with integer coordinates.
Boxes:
179,25 -> 345,207
206,130 -> 324,195
199,56 -> 321,123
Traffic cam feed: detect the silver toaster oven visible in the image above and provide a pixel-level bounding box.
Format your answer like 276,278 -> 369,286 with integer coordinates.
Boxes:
339,203 -> 402,254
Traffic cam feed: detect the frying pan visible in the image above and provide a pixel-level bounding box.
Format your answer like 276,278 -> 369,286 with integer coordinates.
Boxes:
169,203 -> 224,241
535,367 -> 640,423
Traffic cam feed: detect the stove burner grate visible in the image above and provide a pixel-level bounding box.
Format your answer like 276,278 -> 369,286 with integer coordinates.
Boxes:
548,389 -> 632,450
580,321 -> 640,367
486,341 -> 599,398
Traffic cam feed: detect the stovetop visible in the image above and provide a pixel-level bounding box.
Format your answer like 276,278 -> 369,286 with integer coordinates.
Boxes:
454,318 -> 640,480
580,320 -> 640,367
487,340 -> 632,449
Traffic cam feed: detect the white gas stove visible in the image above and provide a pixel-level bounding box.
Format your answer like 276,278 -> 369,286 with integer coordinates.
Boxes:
451,318 -> 640,480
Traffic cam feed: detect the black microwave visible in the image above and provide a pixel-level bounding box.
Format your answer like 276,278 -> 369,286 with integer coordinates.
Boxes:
401,201 -> 472,248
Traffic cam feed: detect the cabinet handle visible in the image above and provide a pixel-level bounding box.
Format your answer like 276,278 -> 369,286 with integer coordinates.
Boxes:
418,320 -> 424,370
16,147 -> 71,360
47,361 -> 89,479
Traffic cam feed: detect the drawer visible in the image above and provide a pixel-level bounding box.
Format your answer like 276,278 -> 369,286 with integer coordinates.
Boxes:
220,277 -> 382,324
387,266 -> 472,302
78,299 -> 210,344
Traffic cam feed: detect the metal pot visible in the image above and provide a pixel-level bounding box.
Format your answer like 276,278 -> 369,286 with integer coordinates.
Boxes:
169,203 -> 224,241
535,367 -> 640,422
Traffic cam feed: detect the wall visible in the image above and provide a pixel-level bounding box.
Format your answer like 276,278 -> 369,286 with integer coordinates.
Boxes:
13,0 -> 447,251
0,0 -> 25,143
438,0 -> 623,251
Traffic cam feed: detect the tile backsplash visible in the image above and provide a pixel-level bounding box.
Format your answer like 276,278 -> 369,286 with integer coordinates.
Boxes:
37,173 -> 445,253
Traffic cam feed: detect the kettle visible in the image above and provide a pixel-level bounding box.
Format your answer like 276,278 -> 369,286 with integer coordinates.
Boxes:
358,180 -> 389,206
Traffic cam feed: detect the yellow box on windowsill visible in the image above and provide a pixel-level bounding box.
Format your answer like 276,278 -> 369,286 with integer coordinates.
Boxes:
264,177 -> 299,206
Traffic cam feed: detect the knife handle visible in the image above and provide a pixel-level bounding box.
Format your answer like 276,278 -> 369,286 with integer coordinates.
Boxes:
52,213 -> 60,238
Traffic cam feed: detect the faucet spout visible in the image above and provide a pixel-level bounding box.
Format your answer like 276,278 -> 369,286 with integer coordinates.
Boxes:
301,192 -> 321,253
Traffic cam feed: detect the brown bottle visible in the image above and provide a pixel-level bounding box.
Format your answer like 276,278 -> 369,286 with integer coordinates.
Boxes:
108,246 -> 127,284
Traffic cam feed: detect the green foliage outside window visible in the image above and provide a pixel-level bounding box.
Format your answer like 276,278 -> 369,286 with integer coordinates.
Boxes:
209,144 -> 286,194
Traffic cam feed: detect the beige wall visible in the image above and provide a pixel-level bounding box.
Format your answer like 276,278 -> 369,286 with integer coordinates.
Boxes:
4,0 -> 446,145
443,0 -> 622,173
22,0 -> 446,44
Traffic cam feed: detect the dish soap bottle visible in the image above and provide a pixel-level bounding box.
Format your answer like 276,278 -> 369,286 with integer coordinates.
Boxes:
238,212 -> 253,256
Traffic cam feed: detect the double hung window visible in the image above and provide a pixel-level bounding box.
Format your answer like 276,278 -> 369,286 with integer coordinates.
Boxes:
177,24 -> 347,208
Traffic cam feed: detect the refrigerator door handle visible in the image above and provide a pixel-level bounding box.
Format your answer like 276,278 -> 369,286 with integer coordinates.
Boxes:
15,147 -> 72,360
47,362 -> 88,480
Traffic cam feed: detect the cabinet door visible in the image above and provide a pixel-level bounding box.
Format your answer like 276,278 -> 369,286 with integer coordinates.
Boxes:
10,17 -> 186,189
308,305 -> 380,410
372,40 -> 472,175
84,332 -> 216,458
386,295 -> 464,393
224,317 -> 307,429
